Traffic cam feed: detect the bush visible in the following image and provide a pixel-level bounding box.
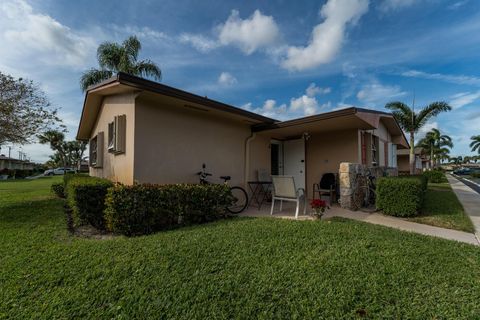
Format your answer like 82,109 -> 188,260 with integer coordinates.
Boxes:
105,184 -> 233,236
470,172 -> 480,178
51,183 -> 65,198
376,177 -> 425,217
423,170 -> 447,183
66,176 -> 113,229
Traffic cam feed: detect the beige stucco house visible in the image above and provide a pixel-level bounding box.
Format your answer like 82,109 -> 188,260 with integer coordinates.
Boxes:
397,147 -> 430,174
77,73 -> 408,197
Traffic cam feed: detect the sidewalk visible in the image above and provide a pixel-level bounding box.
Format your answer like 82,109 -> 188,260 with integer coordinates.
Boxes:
447,174 -> 480,242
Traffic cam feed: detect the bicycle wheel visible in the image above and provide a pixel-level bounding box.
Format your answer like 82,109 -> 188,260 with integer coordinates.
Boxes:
227,186 -> 248,214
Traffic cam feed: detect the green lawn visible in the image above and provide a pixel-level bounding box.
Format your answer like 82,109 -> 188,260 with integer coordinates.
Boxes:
406,182 -> 475,233
1,178 -> 480,319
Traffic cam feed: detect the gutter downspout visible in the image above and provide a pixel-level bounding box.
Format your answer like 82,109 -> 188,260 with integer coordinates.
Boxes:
244,132 -> 257,187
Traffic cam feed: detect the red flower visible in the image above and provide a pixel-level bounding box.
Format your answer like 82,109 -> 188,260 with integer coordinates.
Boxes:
310,199 -> 327,209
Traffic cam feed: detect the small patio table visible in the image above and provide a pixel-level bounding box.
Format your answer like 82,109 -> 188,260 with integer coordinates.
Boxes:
247,181 -> 272,210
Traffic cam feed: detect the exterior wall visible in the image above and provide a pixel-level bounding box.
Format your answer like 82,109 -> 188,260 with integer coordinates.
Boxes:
133,96 -> 252,187
248,134 -> 271,181
89,93 -> 136,184
306,129 -> 359,198
398,154 -> 410,172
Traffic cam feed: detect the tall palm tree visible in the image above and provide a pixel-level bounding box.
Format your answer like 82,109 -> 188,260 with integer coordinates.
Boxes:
385,101 -> 451,174
80,36 -> 161,91
470,135 -> 480,154
417,128 -> 453,168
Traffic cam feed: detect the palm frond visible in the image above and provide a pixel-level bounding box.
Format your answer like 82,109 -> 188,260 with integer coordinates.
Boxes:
135,60 -> 162,80
80,69 -> 113,91
123,36 -> 141,63
415,102 -> 451,131
97,42 -> 123,71
385,102 -> 414,131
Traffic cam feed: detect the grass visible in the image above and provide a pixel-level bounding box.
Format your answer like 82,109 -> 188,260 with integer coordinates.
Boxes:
1,178 -> 480,319
406,182 -> 475,233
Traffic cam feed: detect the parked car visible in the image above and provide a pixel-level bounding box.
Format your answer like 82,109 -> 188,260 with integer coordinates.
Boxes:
44,168 -> 76,176
453,167 -> 480,175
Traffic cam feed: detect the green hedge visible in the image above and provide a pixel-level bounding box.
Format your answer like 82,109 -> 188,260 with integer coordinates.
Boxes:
376,177 -> 426,217
471,172 -> 480,178
66,176 -> 113,229
105,184 -> 234,236
423,170 -> 447,183
51,183 -> 65,198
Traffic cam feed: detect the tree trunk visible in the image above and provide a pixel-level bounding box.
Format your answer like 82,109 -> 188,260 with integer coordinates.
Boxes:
409,132 -> 415,175
430,148 -> 434,169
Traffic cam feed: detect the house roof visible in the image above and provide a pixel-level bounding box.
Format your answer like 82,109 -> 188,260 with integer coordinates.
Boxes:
77,73 -> 276,140
76,73 -> 409,148
253,107 -> 409,148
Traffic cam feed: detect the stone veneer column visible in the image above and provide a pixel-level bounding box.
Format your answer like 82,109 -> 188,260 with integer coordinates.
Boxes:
339,162 -> 357,210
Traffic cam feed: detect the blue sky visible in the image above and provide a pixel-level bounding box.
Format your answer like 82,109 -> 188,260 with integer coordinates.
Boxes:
1,0 -> 479,162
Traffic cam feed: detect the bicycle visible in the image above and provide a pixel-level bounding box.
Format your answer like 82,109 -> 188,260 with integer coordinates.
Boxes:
197,164 -> 249,214
352,169 -> 377,211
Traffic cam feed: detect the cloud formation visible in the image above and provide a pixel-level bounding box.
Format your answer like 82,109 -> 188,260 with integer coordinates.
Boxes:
0,0 -> 96,69
179,33 -> 221,53
217,10 -> 281,54
356,81 -> 406,106
281,0 -> 369,71
449,91 -> 480,109
401,70 -> 480,86
306,83 -> 331,97
218,72 -> 237,86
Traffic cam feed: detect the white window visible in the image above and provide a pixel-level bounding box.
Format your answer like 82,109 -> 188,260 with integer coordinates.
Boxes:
107,115 -> 126,154
388,143 -> 397,167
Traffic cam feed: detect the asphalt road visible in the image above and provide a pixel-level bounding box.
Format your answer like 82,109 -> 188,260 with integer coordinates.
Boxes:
453,174 -> 480,194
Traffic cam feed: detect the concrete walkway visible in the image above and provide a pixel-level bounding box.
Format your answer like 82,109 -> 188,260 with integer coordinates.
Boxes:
447,174 -> 480,242
242,199 -> 479,246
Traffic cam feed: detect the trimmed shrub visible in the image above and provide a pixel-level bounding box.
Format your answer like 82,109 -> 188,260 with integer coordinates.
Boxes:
105,184 -> 234,236
423,170 -> 447,183
66,176 -> 113,229
471,172 -> 480,178
51,183 -> 65,198
376,177 -> 425,217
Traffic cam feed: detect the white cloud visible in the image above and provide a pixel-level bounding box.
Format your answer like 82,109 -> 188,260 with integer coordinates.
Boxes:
356,82 -> 406,106
290,95 -> 320,116
306,83 -> 331,97
449,91 -> 480,109
281,0 -> 369,71
417,121 -> 438,140
111,25 -> 169,41
218,72 -> 237,86
242,99 -> 287,119
0,0 -> 96,69
217,10 -> 281,54
179,33 -> 220,53
378,0 -> 417,12
401,70 -> 480,86
448,1 -> 469,10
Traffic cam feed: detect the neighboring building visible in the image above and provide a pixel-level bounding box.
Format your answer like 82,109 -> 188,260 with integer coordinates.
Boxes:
397,147 -> 429,174
76,73 -> 409,197
0,155 -> 35,171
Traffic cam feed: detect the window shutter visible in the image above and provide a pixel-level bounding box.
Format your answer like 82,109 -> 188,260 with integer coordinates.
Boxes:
115,115 -> 126,154
96,131 -> 104,168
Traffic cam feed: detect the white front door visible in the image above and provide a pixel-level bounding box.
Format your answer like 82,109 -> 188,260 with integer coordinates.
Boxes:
283,138 -> 305,190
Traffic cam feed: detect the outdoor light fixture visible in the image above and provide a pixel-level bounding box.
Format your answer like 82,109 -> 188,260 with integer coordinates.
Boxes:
303,132 -> 311,141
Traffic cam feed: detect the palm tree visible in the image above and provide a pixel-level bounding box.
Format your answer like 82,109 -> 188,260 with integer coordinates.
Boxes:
385,101 -> 451,174
470,135 -> 480,154
80,36 -> 161,91
416,128 -> 453,168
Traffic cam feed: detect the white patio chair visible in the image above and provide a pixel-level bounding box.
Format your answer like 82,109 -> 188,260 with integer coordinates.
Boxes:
270,175 -> 307,219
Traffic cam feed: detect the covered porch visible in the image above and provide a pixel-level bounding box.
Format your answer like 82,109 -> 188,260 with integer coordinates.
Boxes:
246,107 -> 408,200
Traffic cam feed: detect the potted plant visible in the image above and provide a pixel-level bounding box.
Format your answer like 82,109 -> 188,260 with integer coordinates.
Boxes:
310,199 -> 329,219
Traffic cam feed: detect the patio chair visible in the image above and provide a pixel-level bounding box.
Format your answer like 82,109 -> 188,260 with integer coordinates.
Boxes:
312,173 -> 337,204
270,175 -> 306,219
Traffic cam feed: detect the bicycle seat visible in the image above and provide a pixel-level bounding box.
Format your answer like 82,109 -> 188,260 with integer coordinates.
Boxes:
220,175 -> 231,181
